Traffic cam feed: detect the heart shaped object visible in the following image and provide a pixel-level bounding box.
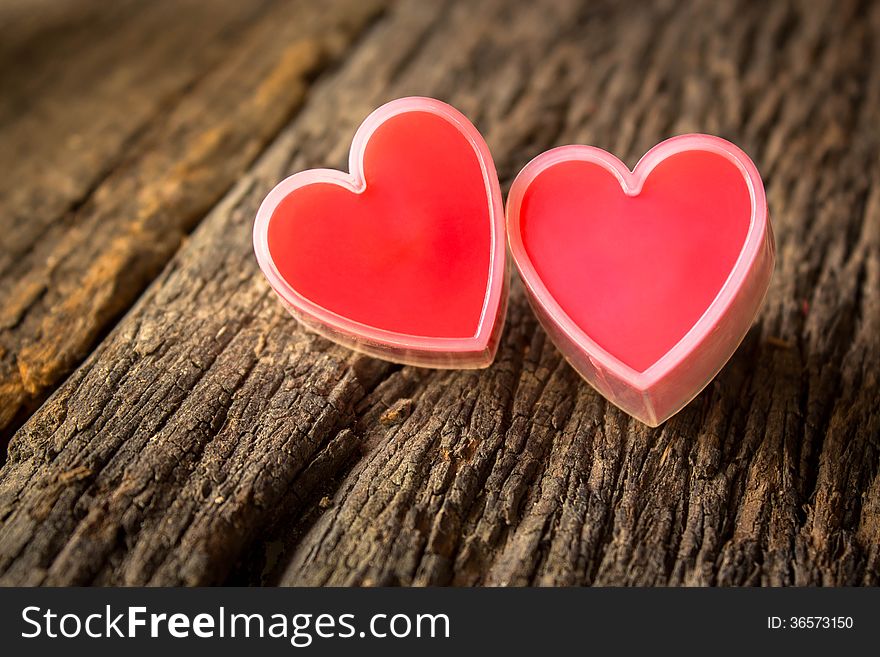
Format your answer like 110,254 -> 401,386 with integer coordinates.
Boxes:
254,97 -> 507,368
507,135 -> 774,426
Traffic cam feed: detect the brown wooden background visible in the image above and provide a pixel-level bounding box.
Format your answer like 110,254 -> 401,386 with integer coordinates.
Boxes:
0,0 -> 877,586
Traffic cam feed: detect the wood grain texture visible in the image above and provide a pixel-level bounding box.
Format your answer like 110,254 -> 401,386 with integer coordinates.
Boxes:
0,0 -> 386,435
0,0 -> 877,586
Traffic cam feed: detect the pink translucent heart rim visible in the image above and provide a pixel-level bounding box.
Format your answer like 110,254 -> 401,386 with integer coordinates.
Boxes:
253,97 -> 508,368
506,135 -> 775,426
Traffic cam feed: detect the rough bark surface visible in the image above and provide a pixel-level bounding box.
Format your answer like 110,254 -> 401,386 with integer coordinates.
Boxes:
0,0 -> 877,586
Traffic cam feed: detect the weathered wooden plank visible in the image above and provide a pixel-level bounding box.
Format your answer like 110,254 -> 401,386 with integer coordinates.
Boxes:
0,0 -> 387,435
0,0 -> 877,586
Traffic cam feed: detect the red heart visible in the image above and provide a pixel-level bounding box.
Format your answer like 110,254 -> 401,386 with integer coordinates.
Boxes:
507,136 -> 774,426
253,98 -> 507,368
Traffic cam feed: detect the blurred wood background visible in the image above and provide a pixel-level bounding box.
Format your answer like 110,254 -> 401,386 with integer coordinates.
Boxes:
0,0 -> 877,586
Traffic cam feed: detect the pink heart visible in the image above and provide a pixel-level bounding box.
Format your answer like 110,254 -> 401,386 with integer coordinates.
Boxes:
507,135 -> 774,426
253,97 -> 507,368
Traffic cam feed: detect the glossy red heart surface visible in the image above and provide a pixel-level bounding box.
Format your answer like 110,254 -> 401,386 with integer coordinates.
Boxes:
507,136 -> 774,426
254,98 -> 507,368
